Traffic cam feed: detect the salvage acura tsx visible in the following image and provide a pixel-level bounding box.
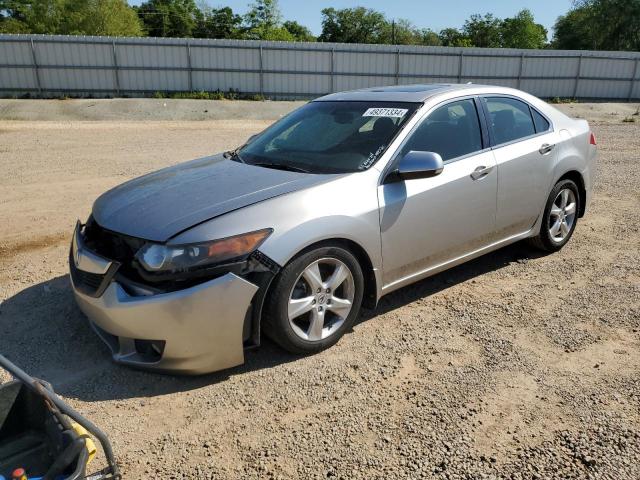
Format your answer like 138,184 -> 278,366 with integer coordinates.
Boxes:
70,84 -> 597,374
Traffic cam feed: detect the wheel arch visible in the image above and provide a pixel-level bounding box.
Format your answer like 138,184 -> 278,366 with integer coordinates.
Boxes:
556,170 -> 587,217
263,237 -> 378,316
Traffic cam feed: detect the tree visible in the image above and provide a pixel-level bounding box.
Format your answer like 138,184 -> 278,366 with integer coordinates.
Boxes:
283,20 -> 315,42
319,7 -> 388,44
136,0 -> 201,38
501,9 -> 547,49
244,0 -> 280,31
0,0 -> 142,36
552,7 -> 594,49
416,28 -> 443,47
243,0 -> 294,41
554,0 -> 640,51
463,13 -> 502,48
194,6 -> 243,39
438,28 -> 472,47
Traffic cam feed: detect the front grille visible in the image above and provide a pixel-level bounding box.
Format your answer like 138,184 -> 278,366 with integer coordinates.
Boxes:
69,249 -> 114,297
83,217 -> 145,264
73,267 -> 103,290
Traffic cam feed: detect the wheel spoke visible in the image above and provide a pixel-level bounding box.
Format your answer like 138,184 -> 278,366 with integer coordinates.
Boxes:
564,202 -> 576,216
288,296 -> 315,320
550,205 -> 563,218
307,308 -> 325,341
303,263 -> 323,292
550,219 -> 562,236
326,264 -> 349,291
327,296 -> 352,319
560,189 -> 569,208
560,220 -> 569,236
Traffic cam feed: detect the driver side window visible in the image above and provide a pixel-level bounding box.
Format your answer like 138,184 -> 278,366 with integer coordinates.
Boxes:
401,99 -> 483,161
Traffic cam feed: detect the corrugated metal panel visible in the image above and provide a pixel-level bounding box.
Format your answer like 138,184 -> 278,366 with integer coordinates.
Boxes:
463,55 -> 520,78
521,79 -> 575,98
1,34 -> 639,99
581,57 -> 634,79
401,54 -> 459,77
192,71 -> 259,92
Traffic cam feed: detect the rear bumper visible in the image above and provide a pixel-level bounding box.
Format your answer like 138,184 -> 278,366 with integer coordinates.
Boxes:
70,223 -> 259,375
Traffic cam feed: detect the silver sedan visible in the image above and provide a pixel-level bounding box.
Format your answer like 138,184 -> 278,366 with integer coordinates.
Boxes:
69,84 -> 598,374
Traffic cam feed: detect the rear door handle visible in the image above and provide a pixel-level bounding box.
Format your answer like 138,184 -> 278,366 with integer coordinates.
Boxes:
539,143 -> 555,155
470,165 -> 493,180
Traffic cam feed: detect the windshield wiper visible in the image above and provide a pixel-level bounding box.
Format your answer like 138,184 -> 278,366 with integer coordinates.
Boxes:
252,162 -> 310,174
224,148 -> 245,163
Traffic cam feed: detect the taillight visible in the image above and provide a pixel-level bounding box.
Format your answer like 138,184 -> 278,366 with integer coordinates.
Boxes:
589,132 -> 597,145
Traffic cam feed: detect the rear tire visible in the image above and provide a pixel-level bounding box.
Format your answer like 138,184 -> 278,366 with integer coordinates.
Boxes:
264,246 -> 364,355
528,179 -> 580,252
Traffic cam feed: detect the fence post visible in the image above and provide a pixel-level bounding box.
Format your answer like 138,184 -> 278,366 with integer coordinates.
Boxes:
258,44 -> 264,97
395,48 -> 400,85
330,48 -> 335,93
458,50 -> 464,83
186,41 -> 193,92
29,38 -> 42,95
628,57 -> 639,102
572,53 -> 583,99
111,40 -> 120,96
517,52 -> 525,89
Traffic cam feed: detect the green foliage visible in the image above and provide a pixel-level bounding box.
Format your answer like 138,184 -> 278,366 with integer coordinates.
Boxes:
0,0 -> 142,36
319,7 -> 440,46
319,7 -> 388,44
553,0 -> 640,51
136,0 -> 201,38
152,89 -> 265,100
242,0 -> 298,41
462,13 -> 502,48
549,97 -> 578,104
500,9 -> 547,49
283,20 -> 315,42
438,28 -> 472,47
193,7 -> 243,39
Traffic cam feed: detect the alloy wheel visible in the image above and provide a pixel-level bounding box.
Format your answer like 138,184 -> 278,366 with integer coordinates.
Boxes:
287,258 -> 355,341
548,188 -> 577,243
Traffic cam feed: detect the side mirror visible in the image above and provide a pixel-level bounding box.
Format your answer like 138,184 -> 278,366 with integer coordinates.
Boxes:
395,151 -> 444,181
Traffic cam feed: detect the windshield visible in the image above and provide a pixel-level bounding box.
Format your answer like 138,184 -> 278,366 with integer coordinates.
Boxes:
236,101 -> 420,174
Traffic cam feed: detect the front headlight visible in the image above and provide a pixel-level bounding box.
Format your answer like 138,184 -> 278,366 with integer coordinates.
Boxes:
136,229 -> 272,273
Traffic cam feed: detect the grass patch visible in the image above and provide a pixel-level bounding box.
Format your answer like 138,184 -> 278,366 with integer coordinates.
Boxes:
152,89 -> 265,101
622,116 -> 636,123
549,97 -> 578,104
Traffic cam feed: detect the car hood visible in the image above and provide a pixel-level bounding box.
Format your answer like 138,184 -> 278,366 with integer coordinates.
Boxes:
92,154 -> 335,242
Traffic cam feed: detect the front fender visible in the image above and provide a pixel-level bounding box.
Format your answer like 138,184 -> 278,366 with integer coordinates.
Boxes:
169,171 -> 383,275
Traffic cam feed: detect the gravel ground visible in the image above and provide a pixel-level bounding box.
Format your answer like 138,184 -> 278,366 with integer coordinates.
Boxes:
0,100 -> 638,479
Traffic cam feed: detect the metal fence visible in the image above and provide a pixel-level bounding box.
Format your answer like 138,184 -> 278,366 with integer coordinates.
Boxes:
1,34 -> 640,100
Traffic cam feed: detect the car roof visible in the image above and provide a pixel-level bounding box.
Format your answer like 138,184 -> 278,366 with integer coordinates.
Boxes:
314,83 -> 481,103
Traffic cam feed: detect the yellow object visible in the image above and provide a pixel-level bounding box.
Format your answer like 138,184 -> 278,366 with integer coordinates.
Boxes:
71,422 -> 97,464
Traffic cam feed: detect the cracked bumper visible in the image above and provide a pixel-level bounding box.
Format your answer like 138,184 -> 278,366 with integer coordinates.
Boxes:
70,224 -> 259,375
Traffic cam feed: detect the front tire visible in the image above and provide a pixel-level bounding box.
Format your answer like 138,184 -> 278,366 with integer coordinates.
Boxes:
264,245 -> 364,355
529,179 -> 580,252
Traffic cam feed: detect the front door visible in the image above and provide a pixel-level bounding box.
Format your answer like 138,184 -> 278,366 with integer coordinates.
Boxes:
379,98 -> 498,289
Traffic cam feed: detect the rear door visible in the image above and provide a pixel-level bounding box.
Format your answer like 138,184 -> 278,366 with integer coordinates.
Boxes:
379,97 -> 498,289
482,96 -> 559,238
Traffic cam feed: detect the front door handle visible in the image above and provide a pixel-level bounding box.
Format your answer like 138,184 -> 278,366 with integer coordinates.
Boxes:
539,143 -> 555,155
470,165 -> 493,180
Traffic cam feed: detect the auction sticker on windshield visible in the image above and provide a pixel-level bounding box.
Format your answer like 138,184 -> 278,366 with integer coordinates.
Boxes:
362,107 -> 408,118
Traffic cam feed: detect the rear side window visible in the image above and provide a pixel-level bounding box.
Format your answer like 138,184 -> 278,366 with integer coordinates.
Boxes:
485,97 -> 535,145
532,109 -> 550,133
401,99 -> 483,161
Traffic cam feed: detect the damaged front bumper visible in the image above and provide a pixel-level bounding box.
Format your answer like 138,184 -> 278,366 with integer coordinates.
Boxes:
69,222 -> 261,375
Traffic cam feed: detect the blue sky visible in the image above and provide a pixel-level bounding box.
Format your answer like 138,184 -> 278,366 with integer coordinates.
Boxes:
130,1 -> 574,38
